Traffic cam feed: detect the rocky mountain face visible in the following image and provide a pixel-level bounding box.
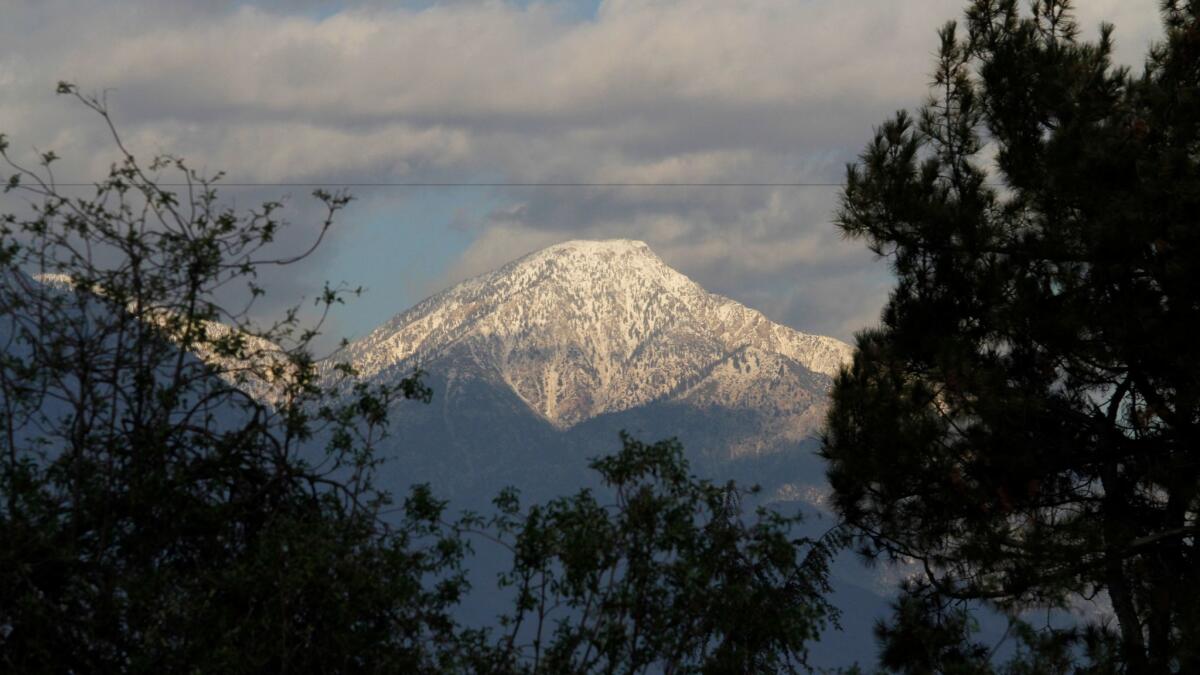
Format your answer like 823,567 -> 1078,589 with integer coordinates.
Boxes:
334,239 -> 851,448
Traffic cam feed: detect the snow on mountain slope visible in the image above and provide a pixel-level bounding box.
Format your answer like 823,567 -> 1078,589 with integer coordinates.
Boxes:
33,273 -> 292,402
333,239 -> 854,429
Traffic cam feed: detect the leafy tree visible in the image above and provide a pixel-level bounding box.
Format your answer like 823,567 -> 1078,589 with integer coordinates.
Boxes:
1,85 -> 839,673
468,433 -> 841,674
0,84 -> 466,673
822,1 -> 1200,672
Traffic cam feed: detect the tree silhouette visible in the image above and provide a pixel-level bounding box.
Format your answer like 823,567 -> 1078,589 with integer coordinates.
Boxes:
823,1 -> 1200,671
0,83 -> 472,672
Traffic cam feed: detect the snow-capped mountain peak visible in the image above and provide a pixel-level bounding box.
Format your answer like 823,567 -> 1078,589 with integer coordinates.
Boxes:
335,239 -> 853,428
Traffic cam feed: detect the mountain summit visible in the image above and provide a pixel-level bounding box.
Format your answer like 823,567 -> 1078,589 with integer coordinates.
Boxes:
337,239 -> 853,431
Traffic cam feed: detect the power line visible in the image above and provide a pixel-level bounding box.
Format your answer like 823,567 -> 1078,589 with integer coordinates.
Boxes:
45,181 -> 847,188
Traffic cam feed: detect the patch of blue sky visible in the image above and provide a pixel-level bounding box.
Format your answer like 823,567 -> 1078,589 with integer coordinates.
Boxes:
322,183 -> 503,340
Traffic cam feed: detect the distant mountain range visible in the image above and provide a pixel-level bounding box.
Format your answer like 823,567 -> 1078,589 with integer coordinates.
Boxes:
22,242 -> 1018,664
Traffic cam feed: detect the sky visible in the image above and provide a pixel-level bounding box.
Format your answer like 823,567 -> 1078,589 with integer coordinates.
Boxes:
0,0 -> 1166,346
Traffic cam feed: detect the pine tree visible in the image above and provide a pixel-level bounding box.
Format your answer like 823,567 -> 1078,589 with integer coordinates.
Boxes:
822,1 -> 1200,671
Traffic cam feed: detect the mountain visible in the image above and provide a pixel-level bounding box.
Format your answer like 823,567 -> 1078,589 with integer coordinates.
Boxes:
325,239 -> 854,502
340,239 -> 849,429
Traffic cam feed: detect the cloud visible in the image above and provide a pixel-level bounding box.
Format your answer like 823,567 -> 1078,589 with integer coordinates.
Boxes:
0,0 -> 1167,342
4,0 -> 976,173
